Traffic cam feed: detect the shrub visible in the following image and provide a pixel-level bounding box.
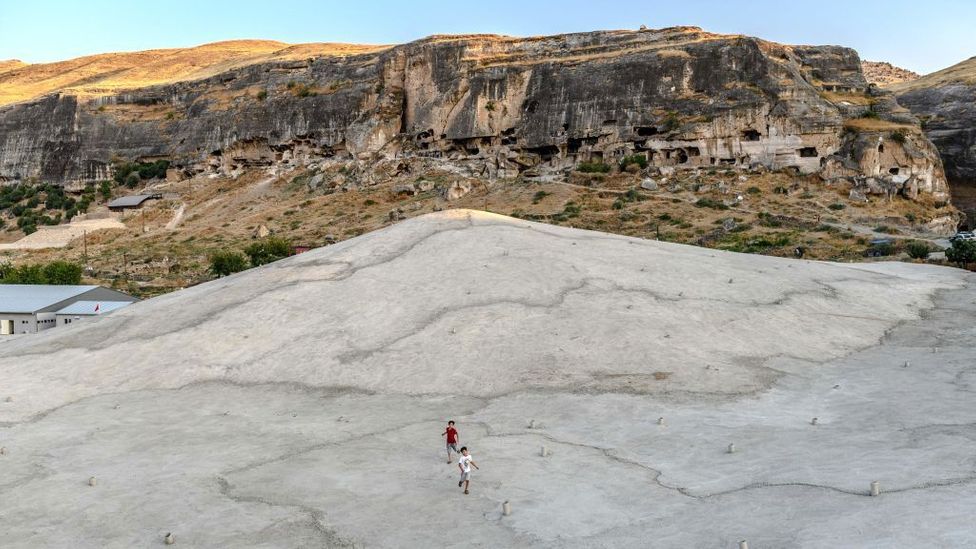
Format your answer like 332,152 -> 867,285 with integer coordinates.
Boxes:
860,109 -> 881,119
577,161 -> 610,173
694,197 -> 729,210
485,101 -> 496,111
532,190 -> 550,204
619,154 -> 648,171
890,130 -> 907,144
99,181 -> 113,201
746,186 -> 762,195
874,225 -> 896,234
662,111 -> 681,132
906,241 -> 931,260
827,203 -> 846,211
209,250 -> 249,277
256,90 -> 268,101
244,236 -> 293,266
946,239 -> 976,267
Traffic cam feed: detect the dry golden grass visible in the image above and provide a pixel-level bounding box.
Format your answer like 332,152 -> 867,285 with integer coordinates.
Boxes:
0,40 -> 388,106
820,90 -> 874,106
888,56 -> 976,92
842,118 -> 917,132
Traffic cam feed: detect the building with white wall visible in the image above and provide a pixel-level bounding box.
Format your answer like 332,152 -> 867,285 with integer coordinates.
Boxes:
0,285 -> 136,335
55,300 -> 133,326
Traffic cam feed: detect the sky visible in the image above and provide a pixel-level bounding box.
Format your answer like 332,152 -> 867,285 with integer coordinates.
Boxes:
0,0 -> 973,74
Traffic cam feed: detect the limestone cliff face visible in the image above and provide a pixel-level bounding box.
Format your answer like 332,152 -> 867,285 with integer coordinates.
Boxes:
0,27 -> 950,202
892,57 -> 976,204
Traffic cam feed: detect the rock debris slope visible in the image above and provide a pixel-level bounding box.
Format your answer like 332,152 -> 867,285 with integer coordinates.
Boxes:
0,210 -> 974,547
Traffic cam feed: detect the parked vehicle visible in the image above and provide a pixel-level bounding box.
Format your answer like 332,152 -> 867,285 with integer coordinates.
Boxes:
950,232 -> 975,242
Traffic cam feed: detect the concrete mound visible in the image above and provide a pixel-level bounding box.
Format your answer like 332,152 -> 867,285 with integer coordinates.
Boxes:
1,210 -> 975,547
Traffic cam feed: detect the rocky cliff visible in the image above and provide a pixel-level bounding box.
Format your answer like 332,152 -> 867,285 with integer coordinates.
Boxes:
0,27 -> 951,204
861,61 -> 919,86
892,57 -> 976,213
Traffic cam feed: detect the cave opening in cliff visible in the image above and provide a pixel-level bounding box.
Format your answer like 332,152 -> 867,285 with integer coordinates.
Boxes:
526,145 -> 560,162
878,144 -> 885,153
889,167 -> 900,175
635,126 -> 658,137
742,129 -> 761,141
798,147 -> 818,158
677,150 -> 689,164
686,147 -> 700,157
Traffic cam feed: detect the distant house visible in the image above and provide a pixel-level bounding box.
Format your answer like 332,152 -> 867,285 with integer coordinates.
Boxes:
107,193 -> 163,212
0,285 -> 137,335
55,301 -> 133,327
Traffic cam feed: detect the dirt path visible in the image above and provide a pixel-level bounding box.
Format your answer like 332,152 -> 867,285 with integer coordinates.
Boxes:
0,218 -> 126,250
165,203 -> 186,230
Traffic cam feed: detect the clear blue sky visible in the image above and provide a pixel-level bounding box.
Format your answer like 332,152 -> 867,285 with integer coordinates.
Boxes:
1,0 -> 972,74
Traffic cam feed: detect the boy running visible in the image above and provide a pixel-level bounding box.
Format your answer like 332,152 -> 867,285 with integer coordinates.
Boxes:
443,420 -> 460,463
457,446 -> 479,495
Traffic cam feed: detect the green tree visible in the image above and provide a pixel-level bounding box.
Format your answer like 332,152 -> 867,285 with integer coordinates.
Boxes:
99,181 -> 113,201
209,250 -> 249,277
0,260 -> 82,284
42,260 -> 83,284
244,236 -> 293,267
946,239 -> 976,267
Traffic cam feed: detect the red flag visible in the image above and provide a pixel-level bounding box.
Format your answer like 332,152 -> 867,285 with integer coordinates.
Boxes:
94,303 -> 100,312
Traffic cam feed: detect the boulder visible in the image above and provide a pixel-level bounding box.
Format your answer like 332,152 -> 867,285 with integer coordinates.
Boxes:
640,179 -> 658,191
444,180 -> 472,201
392,184 -> 416,197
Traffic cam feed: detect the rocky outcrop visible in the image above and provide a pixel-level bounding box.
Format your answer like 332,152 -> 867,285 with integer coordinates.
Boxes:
0,27 -> 951,203
861,61 -> 919,86
892,57 -> 976,211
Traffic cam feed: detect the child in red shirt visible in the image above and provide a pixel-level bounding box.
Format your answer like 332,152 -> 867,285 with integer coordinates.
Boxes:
443,420 -> 460,463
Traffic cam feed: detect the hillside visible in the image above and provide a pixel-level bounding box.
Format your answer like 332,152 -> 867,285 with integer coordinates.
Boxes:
0,40 -> 387,106
0,210 -> 974,547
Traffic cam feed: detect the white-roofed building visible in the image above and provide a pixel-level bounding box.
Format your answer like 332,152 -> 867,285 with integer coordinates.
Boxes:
0,285 -> 137,335
55,301 -> 133,326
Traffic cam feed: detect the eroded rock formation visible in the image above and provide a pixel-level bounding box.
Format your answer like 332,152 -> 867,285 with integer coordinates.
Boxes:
0,27 -> 950,204
892,57 -> 976,214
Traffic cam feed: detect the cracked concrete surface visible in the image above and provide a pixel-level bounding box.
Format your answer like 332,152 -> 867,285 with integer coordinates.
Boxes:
0,210 -> 974,547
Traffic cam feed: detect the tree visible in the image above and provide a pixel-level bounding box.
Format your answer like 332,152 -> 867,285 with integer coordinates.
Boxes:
42,260 -> 83,284
946,239 -> 976,267
209,250 -> 249,277
244,236 -> 293,267
0,260 -> 82,284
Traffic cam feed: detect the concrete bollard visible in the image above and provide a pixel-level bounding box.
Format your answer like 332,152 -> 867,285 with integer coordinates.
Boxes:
0,447 -> 6,455
527,419 -> 535,429
540,445 -> 548,457
811,417 -> 818,425
870,481 -> 880,496
727,443 -> 736,454
739,541 -> 749,549
502,501 -> 512,516
164,532 -> 175,545
904,361 -> 910,368
657,417 -> 665,425
4,396 -> 12,402
88,476 -> 97,487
